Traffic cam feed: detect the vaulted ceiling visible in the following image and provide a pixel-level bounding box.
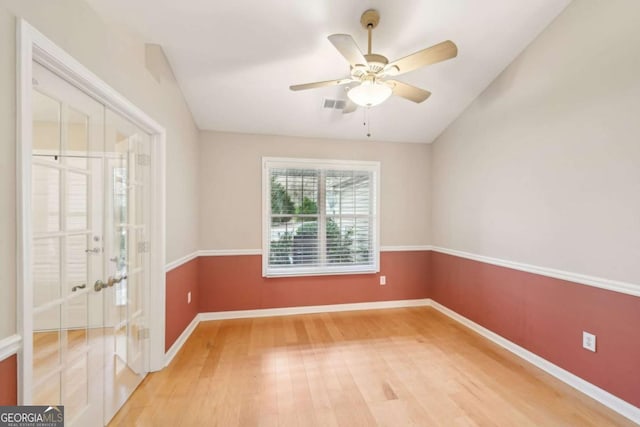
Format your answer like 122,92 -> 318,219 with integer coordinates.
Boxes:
85,0 -> 570,143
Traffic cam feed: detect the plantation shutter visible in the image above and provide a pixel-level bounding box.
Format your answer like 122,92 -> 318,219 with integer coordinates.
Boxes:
263,158 -> 379,277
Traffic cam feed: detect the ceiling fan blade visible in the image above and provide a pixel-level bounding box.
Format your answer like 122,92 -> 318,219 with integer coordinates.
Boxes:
342,100 -> 357,114
387,80 -> 432,103
328,34 -> 368,67
386,40 -> 458,76
290,78 -> 353,91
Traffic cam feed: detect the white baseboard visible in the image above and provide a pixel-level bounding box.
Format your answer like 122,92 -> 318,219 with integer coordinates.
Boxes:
163,299 -> 429,366
428,299 -> 640,425
198,298 -> 430,321
0,334 -> 22,362
164,316 -> 199,367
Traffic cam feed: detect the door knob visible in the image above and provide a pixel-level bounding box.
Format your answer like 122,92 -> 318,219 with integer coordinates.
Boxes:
106,274 -> 129,287
94,279 -> 107,292
95,274 -> 128,292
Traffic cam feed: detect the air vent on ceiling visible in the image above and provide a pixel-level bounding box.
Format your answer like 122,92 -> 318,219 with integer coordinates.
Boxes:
322,98 -> 347,110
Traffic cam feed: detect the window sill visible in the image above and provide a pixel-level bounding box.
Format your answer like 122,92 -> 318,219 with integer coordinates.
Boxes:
264,265 -> 379,278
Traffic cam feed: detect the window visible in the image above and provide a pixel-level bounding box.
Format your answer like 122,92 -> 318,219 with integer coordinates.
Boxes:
263,158 -> 380,277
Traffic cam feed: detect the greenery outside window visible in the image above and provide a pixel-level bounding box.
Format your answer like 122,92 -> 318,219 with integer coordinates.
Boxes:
263,157 -> 380,277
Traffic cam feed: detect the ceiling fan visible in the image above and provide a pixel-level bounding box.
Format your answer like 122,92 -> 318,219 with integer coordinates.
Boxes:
290,9 -> 458,110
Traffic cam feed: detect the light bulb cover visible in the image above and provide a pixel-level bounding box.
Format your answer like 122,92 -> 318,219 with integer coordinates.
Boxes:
347,81 -> 392,107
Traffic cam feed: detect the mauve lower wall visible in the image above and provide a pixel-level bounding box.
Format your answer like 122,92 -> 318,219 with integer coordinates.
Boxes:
198,251 -> 430,312
430,251 -> 640,408
0,355 -> 17,405
165,258 -> 199,351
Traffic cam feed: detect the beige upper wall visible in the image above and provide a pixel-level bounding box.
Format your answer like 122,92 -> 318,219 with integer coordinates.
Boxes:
431,0 -> 640,284
0,6 -> 17,340
199,131 -> 431,250
0,0 -> 200,339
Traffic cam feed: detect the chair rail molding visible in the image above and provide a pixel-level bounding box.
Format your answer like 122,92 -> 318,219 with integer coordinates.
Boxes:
431,246 -> 640,298
0,335 -> 22,362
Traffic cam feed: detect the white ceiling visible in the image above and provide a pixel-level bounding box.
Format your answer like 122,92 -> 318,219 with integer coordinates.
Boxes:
85,0 -> 570,143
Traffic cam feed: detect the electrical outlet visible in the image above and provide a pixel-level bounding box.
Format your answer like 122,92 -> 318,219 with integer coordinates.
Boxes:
582,331 -> 596,352
380,275 -> 386,285
187,291 -> 192,304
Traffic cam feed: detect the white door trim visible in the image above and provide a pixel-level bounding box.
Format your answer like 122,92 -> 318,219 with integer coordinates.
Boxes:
16,19 -> 167,404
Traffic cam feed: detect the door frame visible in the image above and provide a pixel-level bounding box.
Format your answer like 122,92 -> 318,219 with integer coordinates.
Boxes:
16,19 -> 167,404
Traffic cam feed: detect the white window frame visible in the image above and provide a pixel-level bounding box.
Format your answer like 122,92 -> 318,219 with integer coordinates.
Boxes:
262,157 -> 380,277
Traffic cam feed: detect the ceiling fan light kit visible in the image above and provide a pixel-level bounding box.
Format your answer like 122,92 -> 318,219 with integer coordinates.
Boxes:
290,9 -> 458,110
347,79 -> 392,107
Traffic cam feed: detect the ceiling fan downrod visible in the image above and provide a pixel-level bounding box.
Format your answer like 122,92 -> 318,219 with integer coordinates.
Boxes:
360,9 -> 380,55
357,9 -> 389,72
360,9 -> 380,56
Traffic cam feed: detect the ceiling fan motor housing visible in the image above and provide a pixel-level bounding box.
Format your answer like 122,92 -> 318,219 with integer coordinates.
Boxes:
364,54 -> 388,73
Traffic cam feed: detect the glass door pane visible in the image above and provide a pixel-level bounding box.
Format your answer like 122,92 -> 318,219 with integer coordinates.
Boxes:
103,108 -> 151,423
31,61 -> 105,426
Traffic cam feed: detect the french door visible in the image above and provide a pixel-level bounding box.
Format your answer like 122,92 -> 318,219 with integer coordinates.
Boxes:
30,60 -> 151,426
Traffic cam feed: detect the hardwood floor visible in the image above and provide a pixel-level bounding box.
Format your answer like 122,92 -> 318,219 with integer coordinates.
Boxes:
109,307 -> 634,426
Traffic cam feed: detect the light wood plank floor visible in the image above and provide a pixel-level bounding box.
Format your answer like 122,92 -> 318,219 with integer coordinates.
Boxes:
109,307 -> 634,426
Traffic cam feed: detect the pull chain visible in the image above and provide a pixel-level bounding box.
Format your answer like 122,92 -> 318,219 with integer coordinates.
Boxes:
363,108 -> 372,138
